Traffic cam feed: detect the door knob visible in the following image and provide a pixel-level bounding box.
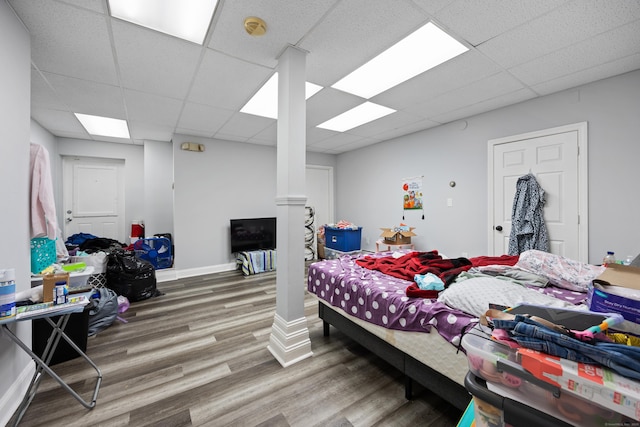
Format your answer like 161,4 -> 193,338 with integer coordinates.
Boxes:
495,225 -> 503,231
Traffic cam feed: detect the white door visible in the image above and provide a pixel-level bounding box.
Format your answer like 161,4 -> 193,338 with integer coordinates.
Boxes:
488,123 -> 588,262
63,156 -> 126,242
306,165 -> 334,258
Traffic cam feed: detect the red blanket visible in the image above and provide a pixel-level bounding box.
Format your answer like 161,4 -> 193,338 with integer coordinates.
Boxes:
355,251 -> 519,298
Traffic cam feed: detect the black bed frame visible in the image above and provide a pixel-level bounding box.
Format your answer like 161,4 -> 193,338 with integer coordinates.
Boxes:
318,302 -> 470,411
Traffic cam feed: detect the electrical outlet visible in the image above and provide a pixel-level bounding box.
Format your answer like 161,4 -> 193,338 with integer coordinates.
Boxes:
462,252 -> 468,258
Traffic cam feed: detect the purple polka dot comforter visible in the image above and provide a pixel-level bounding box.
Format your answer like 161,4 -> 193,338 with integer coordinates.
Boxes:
307,252 -> 589,346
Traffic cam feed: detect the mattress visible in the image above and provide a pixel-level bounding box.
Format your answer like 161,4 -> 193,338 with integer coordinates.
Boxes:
307,254 -> 473,386
314,297 -> 469,386
307,250 -> 596,388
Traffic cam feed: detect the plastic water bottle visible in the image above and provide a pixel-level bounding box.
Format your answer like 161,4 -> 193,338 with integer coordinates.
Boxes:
603,251 -> 616,266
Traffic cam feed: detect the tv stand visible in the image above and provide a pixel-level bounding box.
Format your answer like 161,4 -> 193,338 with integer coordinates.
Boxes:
236,249 -> 276,276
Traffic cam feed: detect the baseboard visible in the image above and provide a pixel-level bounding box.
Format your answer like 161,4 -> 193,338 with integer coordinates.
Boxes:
0,362 -> 35,427
267,313 -> 313,367
155,262 -> 237,283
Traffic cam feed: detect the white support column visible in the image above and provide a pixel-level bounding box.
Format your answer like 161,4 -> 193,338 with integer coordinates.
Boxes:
267,45 -> 313,367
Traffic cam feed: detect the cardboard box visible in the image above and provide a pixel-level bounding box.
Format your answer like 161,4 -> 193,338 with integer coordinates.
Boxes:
587,264 -> 640,324
41,273 -> 70,303
379,227 -> 416,244
518,347 -> 640,421
317,241 -> 325,259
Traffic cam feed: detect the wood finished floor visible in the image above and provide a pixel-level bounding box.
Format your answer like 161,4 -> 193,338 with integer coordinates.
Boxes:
14,267 -> 464,427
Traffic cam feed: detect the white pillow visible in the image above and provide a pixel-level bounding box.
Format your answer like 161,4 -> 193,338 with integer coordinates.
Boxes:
437,276 -> 577,318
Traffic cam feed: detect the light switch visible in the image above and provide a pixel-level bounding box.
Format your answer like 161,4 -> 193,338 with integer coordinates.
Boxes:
447,198 -> 453,207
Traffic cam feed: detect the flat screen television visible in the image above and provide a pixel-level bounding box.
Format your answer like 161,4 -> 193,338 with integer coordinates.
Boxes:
230,217 -> 276,253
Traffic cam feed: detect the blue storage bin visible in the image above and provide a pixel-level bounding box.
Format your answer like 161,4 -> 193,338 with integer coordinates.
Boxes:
324,227 -> 362,252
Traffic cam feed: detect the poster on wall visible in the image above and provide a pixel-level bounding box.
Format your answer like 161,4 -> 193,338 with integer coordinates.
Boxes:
402,176 -> 424,219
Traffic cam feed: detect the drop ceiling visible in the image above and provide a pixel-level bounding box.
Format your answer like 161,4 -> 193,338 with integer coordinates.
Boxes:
9,0 -> 640,154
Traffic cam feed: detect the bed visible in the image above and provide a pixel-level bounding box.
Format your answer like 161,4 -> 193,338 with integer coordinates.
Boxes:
306,249 -> 603,411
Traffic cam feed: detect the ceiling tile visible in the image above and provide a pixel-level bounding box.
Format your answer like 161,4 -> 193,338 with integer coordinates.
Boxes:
532,53 -> 640,95
433,0 -> 567,45
411,0 -> 457,16
307,132 -> 365,150
247,123 -> 277,145
370,119 -> 440,141
208,0 -> 337,68
9,0 -> 118,85
430,88 -> 537,123
31,108 -> 89,136
477,0 -> 640,69
188,49 -> 273,110
128,121 -> 175,142
10,0 -> 640,154
211,133 -> 249,143
345,111 -> 426,138
300,0 -> 430,87
177,102 -> 235,135
42,72 -> 125,118
509,19 -> 640,87
215,112 -> 274,139
306,127 -> 337,145
123,89 -> 183,127
337,137 -> 384,152
306,88 -> 366,127
111,20 -> 203,99
372,50 -> 501,109
174,128 -> 214,139
31,69 -> 68,110
57,0 -> 106,14
407,72 -> 526,118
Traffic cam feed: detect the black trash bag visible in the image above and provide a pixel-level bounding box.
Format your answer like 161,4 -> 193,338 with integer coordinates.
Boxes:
106,249 -> 158,302
88,287 -> 119,336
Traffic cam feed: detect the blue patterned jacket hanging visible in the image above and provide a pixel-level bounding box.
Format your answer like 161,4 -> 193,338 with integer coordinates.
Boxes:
508,173 -> 549,255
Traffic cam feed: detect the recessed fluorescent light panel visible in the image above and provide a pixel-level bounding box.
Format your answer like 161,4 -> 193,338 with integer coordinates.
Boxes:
75,113 -> 131,139
317,102 -> 396,132
240,73 -> 323,119
108,0 -> 218,45
332,22 -> 468,99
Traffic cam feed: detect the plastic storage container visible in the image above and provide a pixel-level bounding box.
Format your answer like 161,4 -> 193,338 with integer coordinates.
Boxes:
462,329 -> 640,426
31,266 -> 95,292
324,227 -> 362,252
323,247 -> 361,260
603,251 -> 616,266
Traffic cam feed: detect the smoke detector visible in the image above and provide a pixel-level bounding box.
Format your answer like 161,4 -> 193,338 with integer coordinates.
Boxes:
244,17 -> 267,36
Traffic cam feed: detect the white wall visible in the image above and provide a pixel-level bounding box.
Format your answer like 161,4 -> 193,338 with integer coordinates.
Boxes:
143,140 -> 174,238
336,70 -> 640,264
0,1 -> 33,423
56,138 -> 145,243
172,134 -> 337,272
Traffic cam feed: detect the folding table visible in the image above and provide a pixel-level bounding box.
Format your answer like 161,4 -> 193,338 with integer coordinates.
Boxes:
1,296 -> 102,427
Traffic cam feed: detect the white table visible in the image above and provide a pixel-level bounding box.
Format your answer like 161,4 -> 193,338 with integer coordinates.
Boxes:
2,295 -> 102,426
375,239 -> 415,252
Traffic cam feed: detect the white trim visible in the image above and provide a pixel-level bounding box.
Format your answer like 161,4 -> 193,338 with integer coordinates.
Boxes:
0,362 -> 35,427
487,122 -> 588,261
275,195 -> 308,206
267,313 -> 313,367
